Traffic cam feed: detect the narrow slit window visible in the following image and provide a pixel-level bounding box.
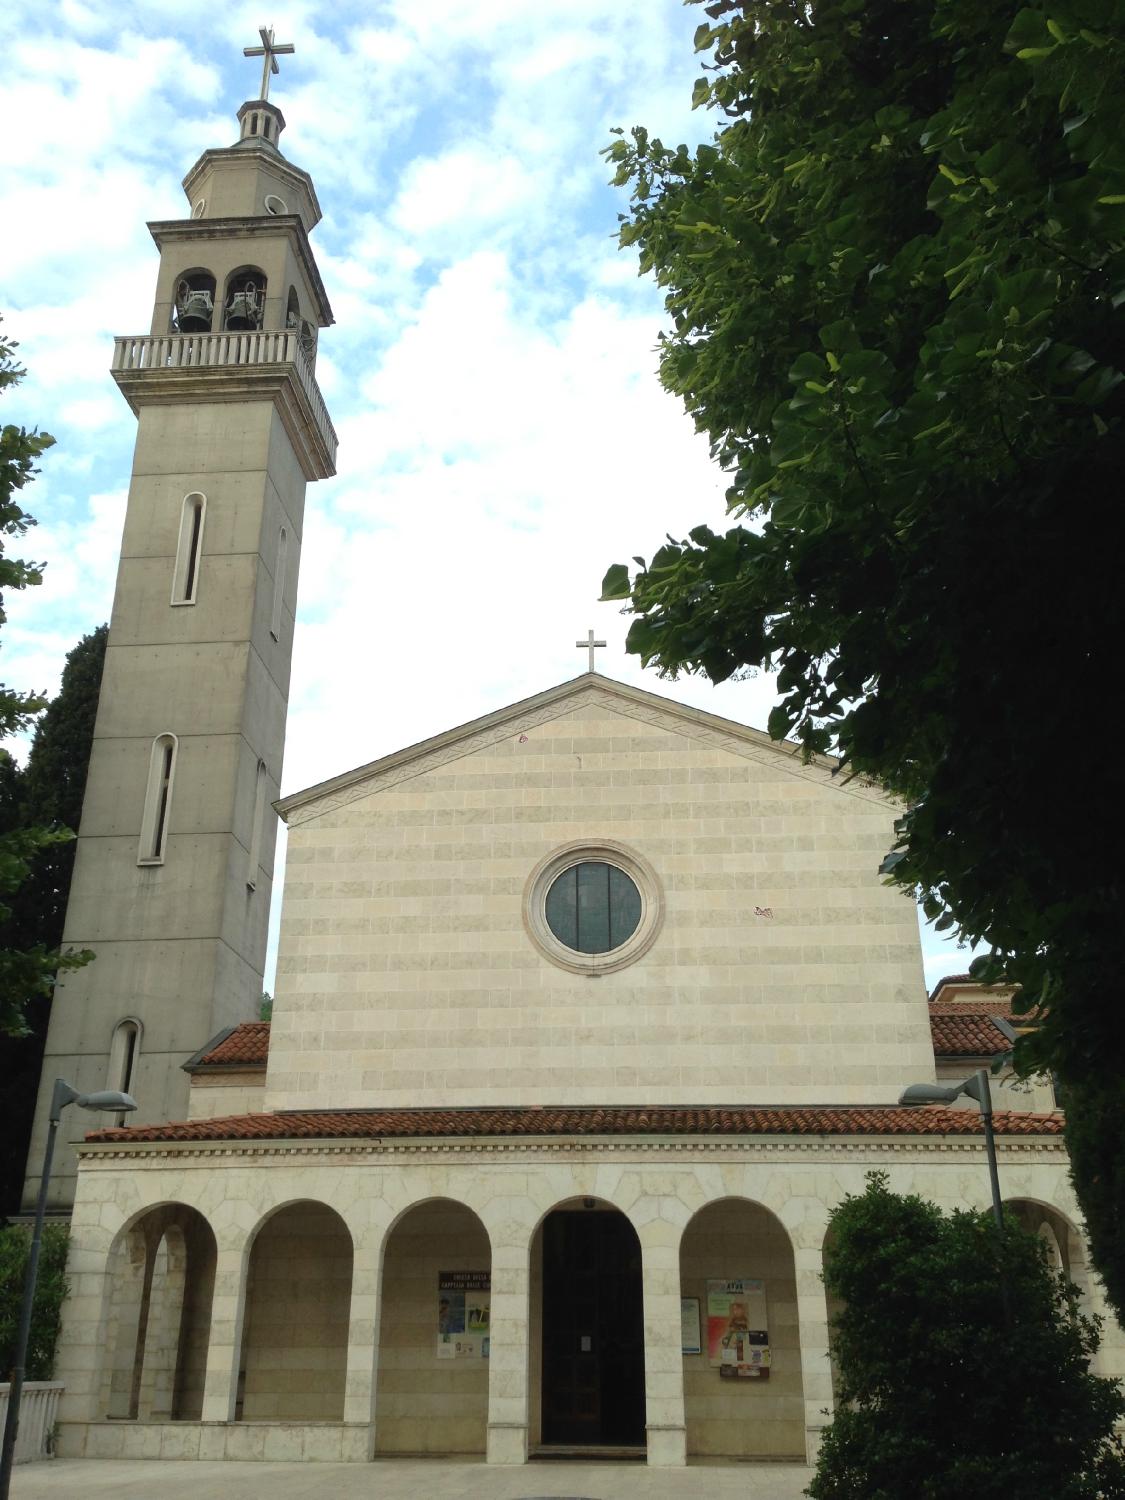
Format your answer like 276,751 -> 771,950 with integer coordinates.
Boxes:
139,733 -> 177,864
108,1019 -> 141,1123
270,526 -> 288,641
247,759 -> 267,890
171,493 -> 206,605
109,1019 -> 140,1093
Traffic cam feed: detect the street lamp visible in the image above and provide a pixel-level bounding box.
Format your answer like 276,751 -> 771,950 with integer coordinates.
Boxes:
0,1078 -> 136,1498
899,1067 -> 1004,1231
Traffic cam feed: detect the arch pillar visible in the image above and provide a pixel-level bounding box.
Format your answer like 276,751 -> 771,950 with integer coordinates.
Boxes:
340,1207 -> 394,1444
54,1206 -> 123,1426
479,1200 -> 534,1465
136,1229 -> 187,1420
780,1198 -> 834,1465
636,1212 -> 687,1467
200,1234 -> 250,1423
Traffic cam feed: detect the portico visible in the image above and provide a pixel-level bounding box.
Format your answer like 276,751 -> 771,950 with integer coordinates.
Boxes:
52,1108 -> 1083,1466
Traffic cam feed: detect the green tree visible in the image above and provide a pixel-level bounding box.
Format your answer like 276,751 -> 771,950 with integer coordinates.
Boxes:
1,320 -> 93,1040
809,1174 -> 1125,1499
600,3 -> 1125,1305
0,1223 -> 69,1380
0,626 -> 107,1213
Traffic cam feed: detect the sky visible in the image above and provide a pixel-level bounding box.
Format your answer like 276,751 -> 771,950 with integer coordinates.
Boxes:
0,0 -> 971,990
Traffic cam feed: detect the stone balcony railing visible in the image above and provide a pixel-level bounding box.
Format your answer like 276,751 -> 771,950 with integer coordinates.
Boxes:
111,331 -> 337,481
0,1380 -> 64,1463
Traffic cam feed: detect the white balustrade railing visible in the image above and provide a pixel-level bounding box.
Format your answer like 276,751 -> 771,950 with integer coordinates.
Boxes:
0,1381 -> 64,1463
112,331 -> 336,459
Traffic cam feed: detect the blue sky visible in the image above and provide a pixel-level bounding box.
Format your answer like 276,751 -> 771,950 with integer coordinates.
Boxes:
0,0 -> 970,989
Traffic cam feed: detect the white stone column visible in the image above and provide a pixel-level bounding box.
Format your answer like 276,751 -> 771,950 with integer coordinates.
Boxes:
788,1210 -> 834,1466
53,1203 -> 119,1428
341,1225 -> 382,1453
637,1218 -> 687,1467
200,1238 -> 249,1423
483,1210 -> 533,1465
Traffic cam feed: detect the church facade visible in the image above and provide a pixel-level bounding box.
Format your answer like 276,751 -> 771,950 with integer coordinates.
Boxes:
50,677 -> 1115,1466
30,59 -> 1122,1471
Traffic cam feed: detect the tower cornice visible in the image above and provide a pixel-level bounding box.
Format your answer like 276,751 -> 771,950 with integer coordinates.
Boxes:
148,215 -> 333,328
110,332 -> 337,481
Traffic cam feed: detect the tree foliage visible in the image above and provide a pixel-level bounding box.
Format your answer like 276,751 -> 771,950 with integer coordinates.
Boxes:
0,1223 -> 69,1381
601,2 -> 1125,1300
0,625 -> 107,1213
0,321 -> 94,1040
809,1174 -> 1125,1499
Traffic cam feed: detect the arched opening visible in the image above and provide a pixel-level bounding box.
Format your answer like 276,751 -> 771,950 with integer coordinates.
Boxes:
375,1198 -> 491,1455
678,1198 -> 805,1459
107,1018 -> 141,1126
171,492 -> 206,605
223,266 -> 266,332
285,286 -> 300,329
1005,1199 -> 1076,1276
237,1201 -> 352,1420
138,733 -> 176,865
269,525 -> 287,641
172,270 -> 216,333
247,759 -> 267,890
101,1204 -> 216,1421
529,1199 -> 645,1453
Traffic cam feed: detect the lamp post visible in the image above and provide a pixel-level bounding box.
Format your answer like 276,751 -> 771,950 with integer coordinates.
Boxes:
899,1065 -> 1014,1326
899,1067 -> 1005,1231
0,1079 -> 136,1498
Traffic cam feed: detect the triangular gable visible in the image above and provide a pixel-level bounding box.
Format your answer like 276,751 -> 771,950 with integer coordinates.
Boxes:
277,672 -> 891,826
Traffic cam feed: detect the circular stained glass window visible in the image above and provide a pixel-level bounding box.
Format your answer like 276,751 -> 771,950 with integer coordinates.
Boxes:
544,860 -> 642,955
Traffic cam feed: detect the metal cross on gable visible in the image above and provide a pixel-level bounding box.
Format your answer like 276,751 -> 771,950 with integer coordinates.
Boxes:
244,26 -> 295,102
576,628 -> 606,672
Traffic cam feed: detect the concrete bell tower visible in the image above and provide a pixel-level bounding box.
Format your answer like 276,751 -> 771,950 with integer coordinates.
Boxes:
24,34 -> 336,1209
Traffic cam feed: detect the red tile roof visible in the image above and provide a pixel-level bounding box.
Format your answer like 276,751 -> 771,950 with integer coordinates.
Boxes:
193,1022 -> 270,1067
85,1103 -> 1064,1145
191,1013 -> 1026,1068
930,1010 -> 1013,1057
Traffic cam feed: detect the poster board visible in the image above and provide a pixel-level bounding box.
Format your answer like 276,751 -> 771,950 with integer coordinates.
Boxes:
680,1296 -> 702,1355
706,1278 -> 770,1380
436,1270 -> 491,1360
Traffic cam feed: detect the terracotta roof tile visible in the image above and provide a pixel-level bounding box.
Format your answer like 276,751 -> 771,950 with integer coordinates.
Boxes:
85,1103 -> 1064,1146
930,1011 -> 1013,1057
194,1022 -> 270,1067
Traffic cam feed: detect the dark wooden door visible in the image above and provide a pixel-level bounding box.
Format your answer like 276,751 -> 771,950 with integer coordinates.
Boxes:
541,1210 -> 646,1446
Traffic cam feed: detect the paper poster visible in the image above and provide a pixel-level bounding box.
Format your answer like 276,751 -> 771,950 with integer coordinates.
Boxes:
437,1270 -> 491,1359
707,1278 -> 770,1379
681,1296 -> 702,1355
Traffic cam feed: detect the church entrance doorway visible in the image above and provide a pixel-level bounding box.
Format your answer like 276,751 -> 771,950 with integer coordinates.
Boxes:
537,1206 -> 646,1451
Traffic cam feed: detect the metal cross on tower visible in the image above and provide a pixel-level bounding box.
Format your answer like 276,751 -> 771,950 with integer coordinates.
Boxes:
576,629 -> 606,672
244,26 -> 295,102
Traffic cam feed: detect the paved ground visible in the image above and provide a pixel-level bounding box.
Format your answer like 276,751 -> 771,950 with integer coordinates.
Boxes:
12,1457 -> 814,1498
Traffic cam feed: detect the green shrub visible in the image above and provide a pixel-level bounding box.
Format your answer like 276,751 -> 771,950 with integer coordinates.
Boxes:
0,1222 -> 69,1381
809,1174 -> 1125,1500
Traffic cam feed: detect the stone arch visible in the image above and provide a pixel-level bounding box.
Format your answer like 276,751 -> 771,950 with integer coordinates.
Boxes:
100,1202 -> 216,1421
172,267 -> 216,332
375,1196 -> 492,1455
236,1199 -> 353,1420
1005,1196 -> 1090,1292
528,1195 -> 646,1453
222,265 -> 266,331
678,1196 -> 806,1459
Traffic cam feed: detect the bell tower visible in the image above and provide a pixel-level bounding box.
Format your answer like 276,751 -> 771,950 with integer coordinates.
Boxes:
24,34 -> 336,1208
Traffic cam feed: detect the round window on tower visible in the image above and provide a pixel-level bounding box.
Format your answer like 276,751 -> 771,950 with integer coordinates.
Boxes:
264,194 -> 288,216
524,841 -> 663,975
191,198 -> 206,219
